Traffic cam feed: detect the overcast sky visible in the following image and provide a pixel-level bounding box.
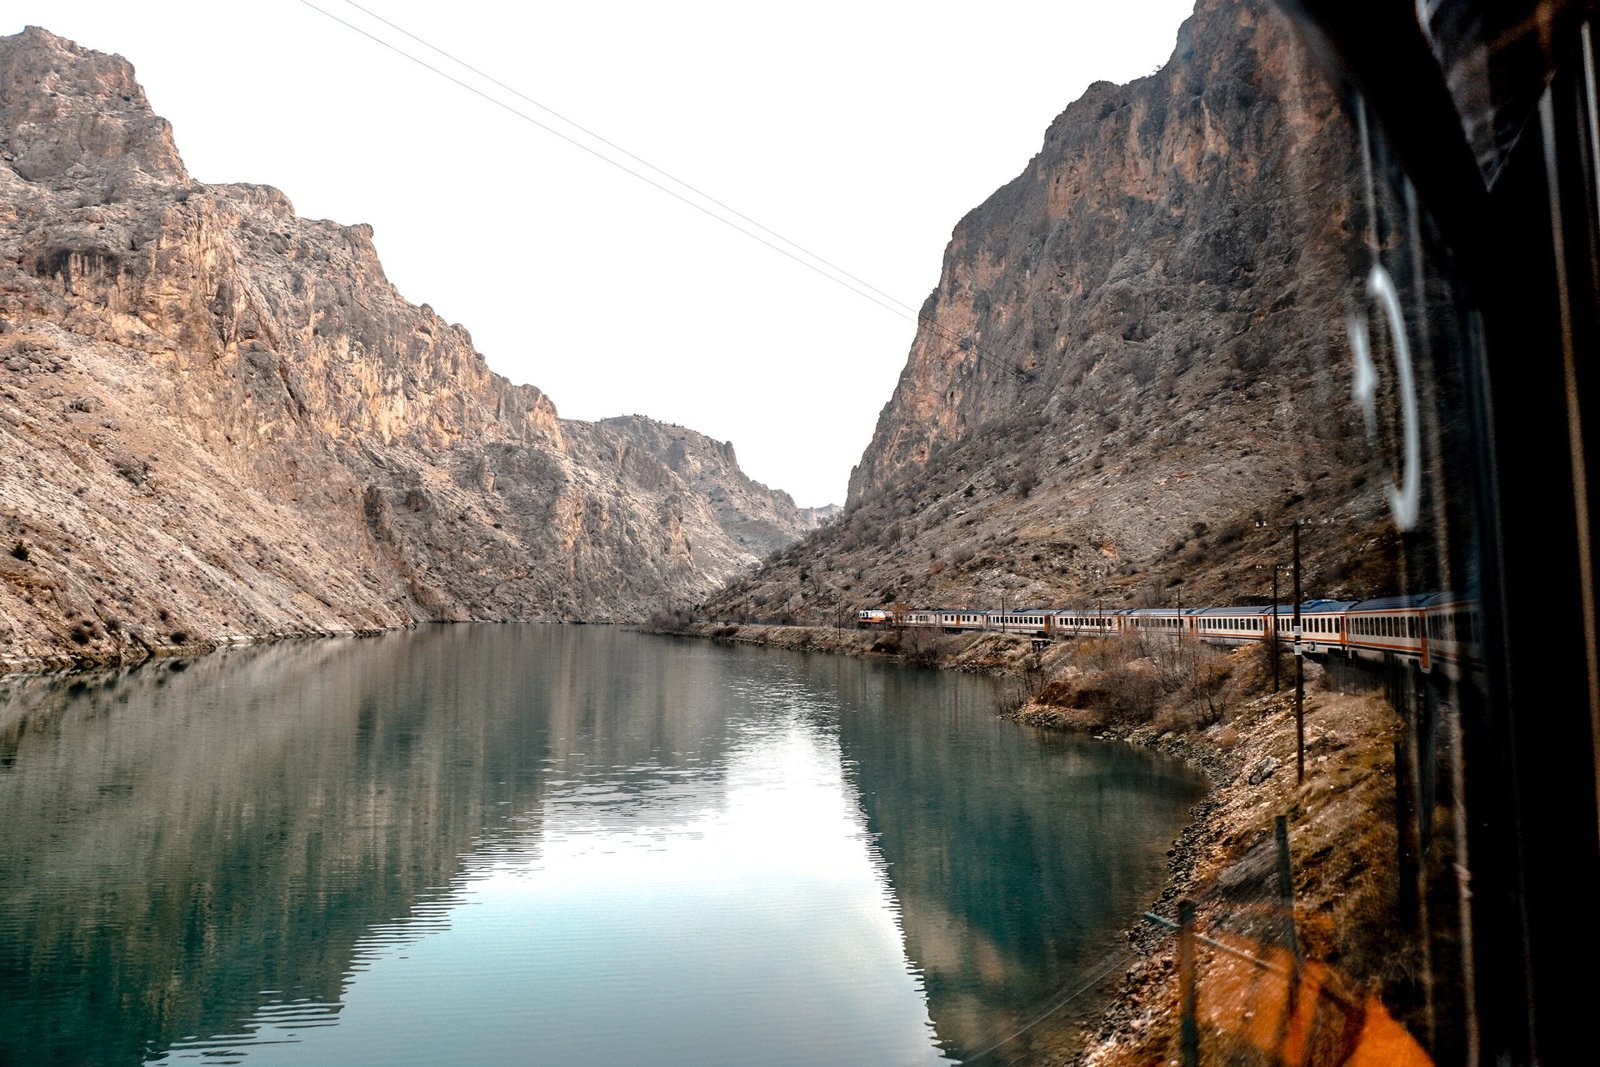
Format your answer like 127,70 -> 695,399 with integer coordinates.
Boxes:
8,0 -> 1195,507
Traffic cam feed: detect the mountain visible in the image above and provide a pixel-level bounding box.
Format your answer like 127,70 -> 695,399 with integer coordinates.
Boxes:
706,0 -> 1402,626
0,26 -> 826,672
597,416 -> 839,557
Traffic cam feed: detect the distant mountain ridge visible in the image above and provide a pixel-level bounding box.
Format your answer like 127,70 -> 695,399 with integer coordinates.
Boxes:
598,415 -> 839,557
0,26 -> 828,672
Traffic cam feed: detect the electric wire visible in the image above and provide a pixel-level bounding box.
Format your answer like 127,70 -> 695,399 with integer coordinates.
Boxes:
292,0 -> 1037,384
960,946 -> 1144,1065
337,0 -> 923,319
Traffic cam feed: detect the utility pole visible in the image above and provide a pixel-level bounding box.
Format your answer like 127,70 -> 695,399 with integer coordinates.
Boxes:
1293,522 -> 1305,785
1255,517 -> 1311,781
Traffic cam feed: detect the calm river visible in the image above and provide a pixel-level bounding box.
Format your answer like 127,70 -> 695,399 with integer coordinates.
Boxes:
0,626 -> 1203,1066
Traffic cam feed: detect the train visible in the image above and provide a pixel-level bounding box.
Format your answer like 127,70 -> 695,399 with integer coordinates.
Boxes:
856,592 -> 1481,674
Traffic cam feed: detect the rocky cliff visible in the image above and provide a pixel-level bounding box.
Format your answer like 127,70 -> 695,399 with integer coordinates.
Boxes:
708,0 -> 1403,625
597,415 -> 839,558
0,27 -> 824,673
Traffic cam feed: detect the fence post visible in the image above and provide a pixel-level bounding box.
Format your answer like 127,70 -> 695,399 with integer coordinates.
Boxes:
1275,814 -> 1302,1046
1179,898 -> 1199,1067
1275,815 -> 1300,961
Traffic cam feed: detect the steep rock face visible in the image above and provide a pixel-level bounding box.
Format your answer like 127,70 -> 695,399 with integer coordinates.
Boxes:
709,0 -> 1399,625
0,27 -> 818,671
598,415 -> 838,558
847,0 -> 1353,507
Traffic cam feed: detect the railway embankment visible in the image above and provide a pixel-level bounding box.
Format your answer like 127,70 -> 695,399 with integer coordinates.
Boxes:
640,620 -> 1045,674
1047,693 -> 1409,1064
655,620 -> 1414,1063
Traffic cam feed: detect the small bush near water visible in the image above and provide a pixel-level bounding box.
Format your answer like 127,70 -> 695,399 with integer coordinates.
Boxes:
1029,634 -> 1270,730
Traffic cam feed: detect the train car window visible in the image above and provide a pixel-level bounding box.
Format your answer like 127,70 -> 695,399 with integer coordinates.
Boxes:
1221,0 -> 1600,1008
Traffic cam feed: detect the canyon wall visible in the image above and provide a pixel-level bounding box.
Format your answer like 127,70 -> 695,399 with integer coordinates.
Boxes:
709,0 -> 1403,625
0,27 -> 825,672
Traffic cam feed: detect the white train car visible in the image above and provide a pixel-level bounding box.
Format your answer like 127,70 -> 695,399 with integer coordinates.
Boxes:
987,611 -> 1052,637
1123,607 -> 1191,638
1268,600 -> 1356,656
1192,606 -> 1272,646
1343,596 -> 1428,666
1047,611 -> 1120,639
938,610 -> 990,633
1420,593 -> 1481,674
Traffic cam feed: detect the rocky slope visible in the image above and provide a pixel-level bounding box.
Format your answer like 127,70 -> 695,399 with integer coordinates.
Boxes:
707,0 -> 1407,625
0,26 -> 824,673
596,415 -> 838,558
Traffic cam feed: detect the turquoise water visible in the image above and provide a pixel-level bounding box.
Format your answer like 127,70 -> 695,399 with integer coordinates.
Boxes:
0,626 -> 1203,1066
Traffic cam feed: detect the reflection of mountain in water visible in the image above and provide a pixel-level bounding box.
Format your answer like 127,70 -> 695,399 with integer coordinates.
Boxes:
0,631 -> 1203,1065
0,627 -> 735,1065
824,660 -> 1206,1059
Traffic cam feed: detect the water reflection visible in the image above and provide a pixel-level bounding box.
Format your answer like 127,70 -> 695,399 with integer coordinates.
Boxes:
797,655 -> 1207,1060
0,628 -> 1200,1065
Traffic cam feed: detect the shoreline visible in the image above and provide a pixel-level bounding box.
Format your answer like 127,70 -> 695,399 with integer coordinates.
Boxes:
0,622 -> 398,680
637,620 -> 1047,675
654,621 -> 1408,1065
3,617 -> 1407,1062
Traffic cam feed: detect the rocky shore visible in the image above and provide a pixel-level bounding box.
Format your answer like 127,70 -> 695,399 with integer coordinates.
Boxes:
642,619 -> 1043,673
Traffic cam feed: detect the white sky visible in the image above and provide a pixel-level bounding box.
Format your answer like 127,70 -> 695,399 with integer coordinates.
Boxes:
7,1 -> 1195,507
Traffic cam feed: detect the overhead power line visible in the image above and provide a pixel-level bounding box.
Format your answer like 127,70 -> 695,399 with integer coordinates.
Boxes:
338,0 -> 923,320
292,0 -> 1038,384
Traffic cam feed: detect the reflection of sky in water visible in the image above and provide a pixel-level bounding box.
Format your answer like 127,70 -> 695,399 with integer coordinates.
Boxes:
157,682 -> 950,1067
0,628 -> 1198,1067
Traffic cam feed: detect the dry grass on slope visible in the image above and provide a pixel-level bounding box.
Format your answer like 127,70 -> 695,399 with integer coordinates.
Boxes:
1016,634 -> 1285,734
